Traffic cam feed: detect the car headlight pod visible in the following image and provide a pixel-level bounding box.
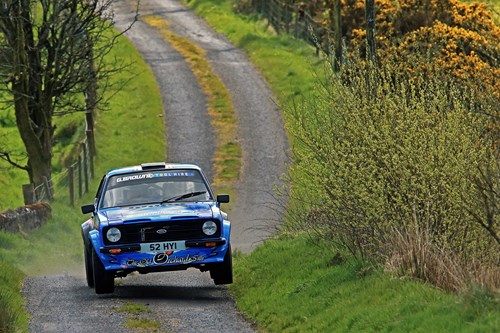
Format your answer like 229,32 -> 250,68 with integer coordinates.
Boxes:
202,221 -> 217,236
106,227 -> 121,243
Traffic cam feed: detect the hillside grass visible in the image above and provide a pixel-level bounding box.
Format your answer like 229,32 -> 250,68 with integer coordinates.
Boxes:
0,31 -> 164,332
232,236 -> 500,333
183,0 -> 500,331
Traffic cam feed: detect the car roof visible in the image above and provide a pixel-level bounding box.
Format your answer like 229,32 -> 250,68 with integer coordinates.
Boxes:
106,162 -> 203,177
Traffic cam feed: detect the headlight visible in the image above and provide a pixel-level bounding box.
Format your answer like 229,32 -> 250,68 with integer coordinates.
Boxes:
202,221 -> 217,236
106,227 -> 121,243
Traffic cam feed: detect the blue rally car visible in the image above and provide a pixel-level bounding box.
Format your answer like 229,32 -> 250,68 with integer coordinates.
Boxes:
81,162 -> 232,294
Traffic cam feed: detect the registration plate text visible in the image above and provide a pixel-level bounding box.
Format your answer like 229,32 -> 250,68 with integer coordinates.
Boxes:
140,241 -> 186,253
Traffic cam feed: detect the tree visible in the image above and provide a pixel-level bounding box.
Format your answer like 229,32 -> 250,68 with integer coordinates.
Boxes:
0,0 -> 135,198
365,0 -> 376,63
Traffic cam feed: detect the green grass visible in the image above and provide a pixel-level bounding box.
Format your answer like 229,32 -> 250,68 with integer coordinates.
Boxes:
116,302 -> 162,332
0,123 -> 31,211
184,0 -> 500,331
231,236 -> 500,332
183,0 -> 321,110
0,30 -> 165,274
0,262 -> 28,333
0,30 -> 164,332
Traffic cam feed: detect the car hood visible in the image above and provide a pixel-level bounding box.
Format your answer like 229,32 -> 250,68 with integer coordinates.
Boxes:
102,203 -> 215,224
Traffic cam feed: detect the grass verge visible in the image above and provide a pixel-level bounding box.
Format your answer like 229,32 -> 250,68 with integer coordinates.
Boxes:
0,30 -> 164,332
116,302 -> 162,332
183,0 -> 500,331
0,263 -> 28,333
231,235 -> 500,332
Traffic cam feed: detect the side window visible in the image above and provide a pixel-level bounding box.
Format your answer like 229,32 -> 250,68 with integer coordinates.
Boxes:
95,176 -> 106,204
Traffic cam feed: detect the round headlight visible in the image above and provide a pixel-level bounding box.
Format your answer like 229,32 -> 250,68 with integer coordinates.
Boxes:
106,227 -> 121,243
202,221 -> 217,236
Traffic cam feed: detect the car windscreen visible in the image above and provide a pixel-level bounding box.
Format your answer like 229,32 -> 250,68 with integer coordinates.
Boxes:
101,170 -> 212,209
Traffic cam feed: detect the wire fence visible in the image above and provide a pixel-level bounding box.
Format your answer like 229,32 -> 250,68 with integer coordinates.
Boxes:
250,0 -> 337,56
25,130 -> 95,207
20,0 -> 330,207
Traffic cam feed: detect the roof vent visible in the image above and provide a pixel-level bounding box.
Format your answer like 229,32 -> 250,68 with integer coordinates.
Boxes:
140,162 -> 167,171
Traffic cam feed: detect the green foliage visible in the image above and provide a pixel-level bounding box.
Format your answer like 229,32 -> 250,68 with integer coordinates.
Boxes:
230,235 -> 500,333
185,0 -> 499,290
0,30 -> 164,331
0,99 -> 30,210
93,33 -> 165,170
0,202 -> 83,276
287,58 -> 498,264
184,0 -> 321,102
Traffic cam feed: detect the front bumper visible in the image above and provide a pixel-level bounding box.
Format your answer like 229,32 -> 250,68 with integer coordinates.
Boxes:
99,238 -> 227,253
96,238 -> 229,271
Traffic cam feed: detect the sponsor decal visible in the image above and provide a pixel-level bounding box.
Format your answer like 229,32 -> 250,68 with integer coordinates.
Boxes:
153,172 -> 196,178
153,252 -> 205,265
126,258 -> 153,267
116,173 -> 154,183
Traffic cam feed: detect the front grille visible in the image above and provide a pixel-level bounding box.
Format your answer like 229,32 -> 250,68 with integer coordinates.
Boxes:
103,220 -> 220,245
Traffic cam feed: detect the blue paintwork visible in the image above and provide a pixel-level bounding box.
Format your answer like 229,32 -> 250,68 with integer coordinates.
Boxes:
81,163 -> 231,272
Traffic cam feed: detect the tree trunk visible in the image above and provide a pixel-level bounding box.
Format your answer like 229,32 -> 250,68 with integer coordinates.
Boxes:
332,0 -> 342,72
365,0 -> 377,64
85,40 -> 98,157
10,0 -> 53,198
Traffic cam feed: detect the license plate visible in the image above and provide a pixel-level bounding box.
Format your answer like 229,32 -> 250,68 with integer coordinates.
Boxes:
140,241 -> 186,253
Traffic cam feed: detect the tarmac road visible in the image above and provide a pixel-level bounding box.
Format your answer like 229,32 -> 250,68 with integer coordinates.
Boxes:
23,1 -> 288,332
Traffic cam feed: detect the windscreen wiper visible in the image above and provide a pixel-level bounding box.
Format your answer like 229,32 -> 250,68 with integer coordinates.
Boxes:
161,191 -> 207,204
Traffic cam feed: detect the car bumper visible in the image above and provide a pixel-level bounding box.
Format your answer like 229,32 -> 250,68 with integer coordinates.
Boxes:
97,238 -> 229,271
99,238 -> 227,254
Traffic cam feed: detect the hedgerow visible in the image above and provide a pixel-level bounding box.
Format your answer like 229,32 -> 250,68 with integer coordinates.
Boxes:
244,0 -> 500,103
285,56 -> 499,291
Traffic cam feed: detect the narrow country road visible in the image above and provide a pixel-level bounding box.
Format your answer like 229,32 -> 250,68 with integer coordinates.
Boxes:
23,0 -> 288,332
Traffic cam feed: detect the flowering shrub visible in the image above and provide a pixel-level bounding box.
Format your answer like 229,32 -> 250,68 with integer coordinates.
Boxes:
257,0 -> 500,100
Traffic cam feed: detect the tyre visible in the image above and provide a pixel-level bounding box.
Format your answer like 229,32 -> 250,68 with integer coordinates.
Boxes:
84,245 -> 94,288
92,248 -> 115,294
210,245 -> 233,285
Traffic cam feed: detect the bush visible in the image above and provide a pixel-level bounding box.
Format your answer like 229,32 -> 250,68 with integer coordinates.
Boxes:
286,58 -> 499,287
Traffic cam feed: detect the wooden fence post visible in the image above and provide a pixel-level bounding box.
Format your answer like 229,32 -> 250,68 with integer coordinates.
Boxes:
42,176 -> 53,201
22,184 -> 36,205
365,0 -> 377,64
332,0 -> 342,72
78,155 -> 83,197
68,165 -> 74,206
89,147 -> 94,180
83,145 -> 89,194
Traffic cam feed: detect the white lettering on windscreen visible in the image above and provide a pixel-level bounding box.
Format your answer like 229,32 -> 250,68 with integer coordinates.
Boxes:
116,174 -> 154,182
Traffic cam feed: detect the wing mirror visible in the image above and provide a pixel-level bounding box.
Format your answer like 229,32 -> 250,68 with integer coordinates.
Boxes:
216,194 -> 230,203
81,204 -> 95,214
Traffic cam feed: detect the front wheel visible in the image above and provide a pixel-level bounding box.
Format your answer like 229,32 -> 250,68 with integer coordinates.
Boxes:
210,245 -> 233,285
84,245 -> 94,288
92,248 -> 115,294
